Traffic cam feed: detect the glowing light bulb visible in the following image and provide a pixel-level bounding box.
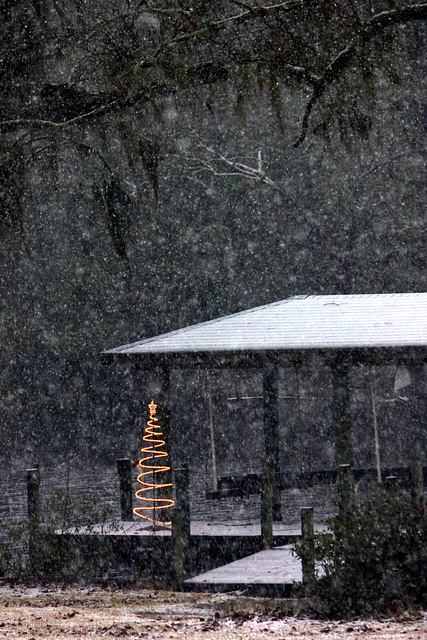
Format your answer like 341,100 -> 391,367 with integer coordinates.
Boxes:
134,400 -> 174,526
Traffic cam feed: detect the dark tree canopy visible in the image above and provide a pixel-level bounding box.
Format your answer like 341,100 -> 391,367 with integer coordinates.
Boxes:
0,0 -> 426,256
2,1 -> 427,132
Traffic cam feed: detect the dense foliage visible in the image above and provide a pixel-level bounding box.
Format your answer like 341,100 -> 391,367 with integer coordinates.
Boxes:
1,1 -> 426,256
300,489 -> 427,616
0,487 -> 118,580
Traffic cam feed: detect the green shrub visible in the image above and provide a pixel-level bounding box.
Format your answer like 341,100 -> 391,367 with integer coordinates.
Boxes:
31,489 -> 121,580
43,488 -> 118,534
0,520 -> 28,578
295,488 -> 427,617
0,490 -> 119,581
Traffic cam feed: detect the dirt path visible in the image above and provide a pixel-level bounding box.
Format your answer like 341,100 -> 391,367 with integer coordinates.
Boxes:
0,585 -> 425,639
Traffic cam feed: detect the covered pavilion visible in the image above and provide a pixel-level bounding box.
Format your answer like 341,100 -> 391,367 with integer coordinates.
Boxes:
104,292 -> 427,520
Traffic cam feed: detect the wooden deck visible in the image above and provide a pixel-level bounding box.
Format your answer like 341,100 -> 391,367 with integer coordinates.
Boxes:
62,520 -> 326,538
53,520 -> 327,591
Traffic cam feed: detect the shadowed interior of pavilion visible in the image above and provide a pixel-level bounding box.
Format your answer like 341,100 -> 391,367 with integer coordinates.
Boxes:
106,292 -> 426,517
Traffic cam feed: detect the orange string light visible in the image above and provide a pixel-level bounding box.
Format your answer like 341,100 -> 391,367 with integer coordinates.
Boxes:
134,400 -> 174,526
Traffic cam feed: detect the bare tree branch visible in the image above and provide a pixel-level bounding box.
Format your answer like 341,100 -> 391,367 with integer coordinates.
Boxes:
84,6 -> 193,43
182,145 -> 297,206
139,0 -> 303,69
358,151 -> 427,180
228,0 -> 258,10
0,98 -> 122,131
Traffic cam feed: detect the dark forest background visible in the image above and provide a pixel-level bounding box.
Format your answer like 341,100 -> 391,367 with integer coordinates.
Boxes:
0,1 -> 425,474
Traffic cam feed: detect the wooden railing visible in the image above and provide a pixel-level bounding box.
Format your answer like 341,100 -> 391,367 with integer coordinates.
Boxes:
206,466 -> 427,499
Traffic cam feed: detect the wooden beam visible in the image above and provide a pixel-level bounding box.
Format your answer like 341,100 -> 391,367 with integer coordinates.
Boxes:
407,364 -> 426,460
338,463 -> 354,519
103,346 -> 427,371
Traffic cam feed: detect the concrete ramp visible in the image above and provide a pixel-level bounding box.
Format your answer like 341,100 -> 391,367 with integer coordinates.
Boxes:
184,545 -> 302,597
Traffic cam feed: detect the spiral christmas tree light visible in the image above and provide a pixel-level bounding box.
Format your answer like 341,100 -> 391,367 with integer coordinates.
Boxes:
134,400 -> 174,526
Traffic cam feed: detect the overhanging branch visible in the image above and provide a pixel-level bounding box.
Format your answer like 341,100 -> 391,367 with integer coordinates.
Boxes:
1,2 -> 425,138
139,0 -> 303,69
0,1 -> 303,132
0,97 -> 122,132
294,2 -> 427,147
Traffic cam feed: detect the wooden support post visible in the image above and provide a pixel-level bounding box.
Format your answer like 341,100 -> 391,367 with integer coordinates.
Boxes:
117,458 -> 133,521
154,366 -> 173,524
406,365 -> 426,462
27,467 -> 40,530
174,466 -> 190,542
369,368 -> 382,484
411,457 -> 424,508
261,457 -> 274,549
27,467 -> 40,572
207,373 -> 218,493
332,361 -> 353,468
338,463 -> 354,520
263,362 -> 282,521
172,507 -> 185,588
301,507 -> 315,596
172,467 -> 190,587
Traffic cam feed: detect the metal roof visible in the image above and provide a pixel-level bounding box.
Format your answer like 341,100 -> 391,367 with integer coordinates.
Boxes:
106,293 -> 427,356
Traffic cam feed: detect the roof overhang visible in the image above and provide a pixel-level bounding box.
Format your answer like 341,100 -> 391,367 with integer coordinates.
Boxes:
103,293 -> 427,370
102,346 -> 427,370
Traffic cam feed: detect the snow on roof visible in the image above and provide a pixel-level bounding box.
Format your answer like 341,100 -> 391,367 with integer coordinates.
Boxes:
106,293 -> 427,355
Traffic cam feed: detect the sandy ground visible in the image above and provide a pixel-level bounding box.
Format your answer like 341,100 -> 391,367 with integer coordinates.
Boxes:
0,585 -> 426,640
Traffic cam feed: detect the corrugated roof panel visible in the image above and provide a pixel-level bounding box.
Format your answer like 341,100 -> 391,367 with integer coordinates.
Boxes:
106,293 -> 427,354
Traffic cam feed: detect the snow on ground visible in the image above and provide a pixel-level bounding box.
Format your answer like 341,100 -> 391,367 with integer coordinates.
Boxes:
0,585 -> 425,640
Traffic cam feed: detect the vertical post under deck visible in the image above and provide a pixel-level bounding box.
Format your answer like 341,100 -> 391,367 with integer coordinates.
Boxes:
174,465 -> 190,542
172,465 -> 191,587
407,365 -> 426,487
172,508 -> 185,588
117,458 -> 133,521
301,507 -> 315,595
261,456 -> 274,549
27,467 -> 40,572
